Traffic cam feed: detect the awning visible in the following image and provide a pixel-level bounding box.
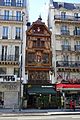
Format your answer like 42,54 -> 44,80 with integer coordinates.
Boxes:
56,83 -> 80,91
27,86 -> 56,95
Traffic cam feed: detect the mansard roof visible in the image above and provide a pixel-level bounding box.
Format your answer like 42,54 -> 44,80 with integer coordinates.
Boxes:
51,0 -> 80,10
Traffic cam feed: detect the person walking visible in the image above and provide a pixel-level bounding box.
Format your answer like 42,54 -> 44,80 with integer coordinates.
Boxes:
70,99 -> 76,111
70,99 -> 73,110
72,99 -> 76,111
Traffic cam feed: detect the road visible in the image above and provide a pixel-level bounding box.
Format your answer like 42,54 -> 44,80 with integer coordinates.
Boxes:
0,115 -> 80,120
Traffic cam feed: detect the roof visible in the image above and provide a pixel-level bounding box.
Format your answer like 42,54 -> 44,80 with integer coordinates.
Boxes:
26,17 -> 52,35
52,1 -> 78,10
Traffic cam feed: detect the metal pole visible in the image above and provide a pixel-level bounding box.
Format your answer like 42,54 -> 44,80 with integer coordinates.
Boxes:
19,12 -> 25,111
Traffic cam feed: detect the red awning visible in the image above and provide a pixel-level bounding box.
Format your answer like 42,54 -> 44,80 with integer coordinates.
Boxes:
56,83 -> 80,90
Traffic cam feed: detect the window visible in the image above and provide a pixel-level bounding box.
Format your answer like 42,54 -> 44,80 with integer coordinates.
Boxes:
4,0 -> 11,6
15,46 -> 19,61
74,27 -> 80,35
15,27 -> 21,39
63,40 -> 69,45
16,11 -> 21,21
76,56 -> 80,61
2,46 -> 7,61
76,41 -> 80,45
61,25 -> 69,35
2,26 -> 8,39
61,25 -> 67,31
41,41 -> 45,47
0,68 -> 6,74
74,13 -> 78,20
33,39 -> 45,48
63,55 -> 69,66
16,0 -> 23,7
14,68 -> 19,77
63,55 -> 69,61
28,53 -> 35,63
42,53 -> 49,63
33,41 -> 36,47
61,12 -> 66,19
4,10 -> 9,20
37,38 -> 40,47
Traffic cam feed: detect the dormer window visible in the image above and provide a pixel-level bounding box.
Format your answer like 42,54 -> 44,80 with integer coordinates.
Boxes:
61,12 -> 66,19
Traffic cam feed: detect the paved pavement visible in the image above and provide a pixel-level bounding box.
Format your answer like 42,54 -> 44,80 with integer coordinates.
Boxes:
0,108 -> 80,117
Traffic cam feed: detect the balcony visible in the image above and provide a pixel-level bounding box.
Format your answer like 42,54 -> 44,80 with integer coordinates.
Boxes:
74,45 -> 80,51
2,36 -> 8,39
61,30 -> 70,35
73,30 -> 80,36
54,15 -> 80,21
0,15 -> 22,22
62,45 -> 71,51
15,36 -> 21,40
27,80 -> 51,85
56,61 -> 80,67
0,2 -> 23,7
0,55 -> 19,61
4,2 -> 11,6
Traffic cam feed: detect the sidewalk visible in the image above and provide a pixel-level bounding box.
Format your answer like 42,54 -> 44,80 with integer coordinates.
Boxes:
0,108 -> 80,117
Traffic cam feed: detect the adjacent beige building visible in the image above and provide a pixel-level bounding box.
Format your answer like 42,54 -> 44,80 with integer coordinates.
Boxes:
0,0 -> 28,108
48,0 -> 80,107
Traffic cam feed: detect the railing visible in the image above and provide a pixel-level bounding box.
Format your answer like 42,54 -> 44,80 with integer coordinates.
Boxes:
2,36 -> 8,39
61,30 -> 70,35
15,36 -> 21,40
0,55 -> 19,61
73,30 -> 80,36
0,2 -> 23,7
27,80 -> 51,84
74,45 -> 80,51
62,45 -> 71,51
0,15 -> 22,22
56,61 -> 80,67
54,15 -> 80,21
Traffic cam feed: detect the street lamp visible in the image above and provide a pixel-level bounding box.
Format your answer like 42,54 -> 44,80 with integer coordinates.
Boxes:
19,12 -> 25,111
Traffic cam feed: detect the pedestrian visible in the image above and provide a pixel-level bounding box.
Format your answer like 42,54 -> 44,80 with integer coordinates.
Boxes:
70,99 -> 73,110
72,100 -> 76,111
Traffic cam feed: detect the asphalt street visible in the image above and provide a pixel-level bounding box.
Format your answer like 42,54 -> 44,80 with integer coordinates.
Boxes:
0,115 -> 80,120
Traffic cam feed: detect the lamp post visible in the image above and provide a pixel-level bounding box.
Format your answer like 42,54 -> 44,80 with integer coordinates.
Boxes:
19,12 -> 25,111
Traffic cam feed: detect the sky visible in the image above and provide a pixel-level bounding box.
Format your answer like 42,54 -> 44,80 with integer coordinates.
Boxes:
29,0 -> 80,24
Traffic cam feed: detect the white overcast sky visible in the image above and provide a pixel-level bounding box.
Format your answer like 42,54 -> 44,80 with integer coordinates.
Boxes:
29,0 -> 80,24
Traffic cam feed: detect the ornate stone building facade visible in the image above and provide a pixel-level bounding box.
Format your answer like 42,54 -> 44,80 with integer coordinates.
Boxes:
48,0 -> 80,108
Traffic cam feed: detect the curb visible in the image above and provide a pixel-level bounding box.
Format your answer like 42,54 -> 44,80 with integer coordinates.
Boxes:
0,112 -> 80,117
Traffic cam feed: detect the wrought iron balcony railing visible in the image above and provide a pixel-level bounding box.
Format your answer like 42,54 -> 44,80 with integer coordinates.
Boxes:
54,15 -> 80,21
56,61 -> 80,67
0,2 -> 23,7
74,45 -> 80,51
0,55 -> 19,61
62,45 -> 71,51
0,15 -> 22,22
73,30 -> 80,36
61,30 -> 70,35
